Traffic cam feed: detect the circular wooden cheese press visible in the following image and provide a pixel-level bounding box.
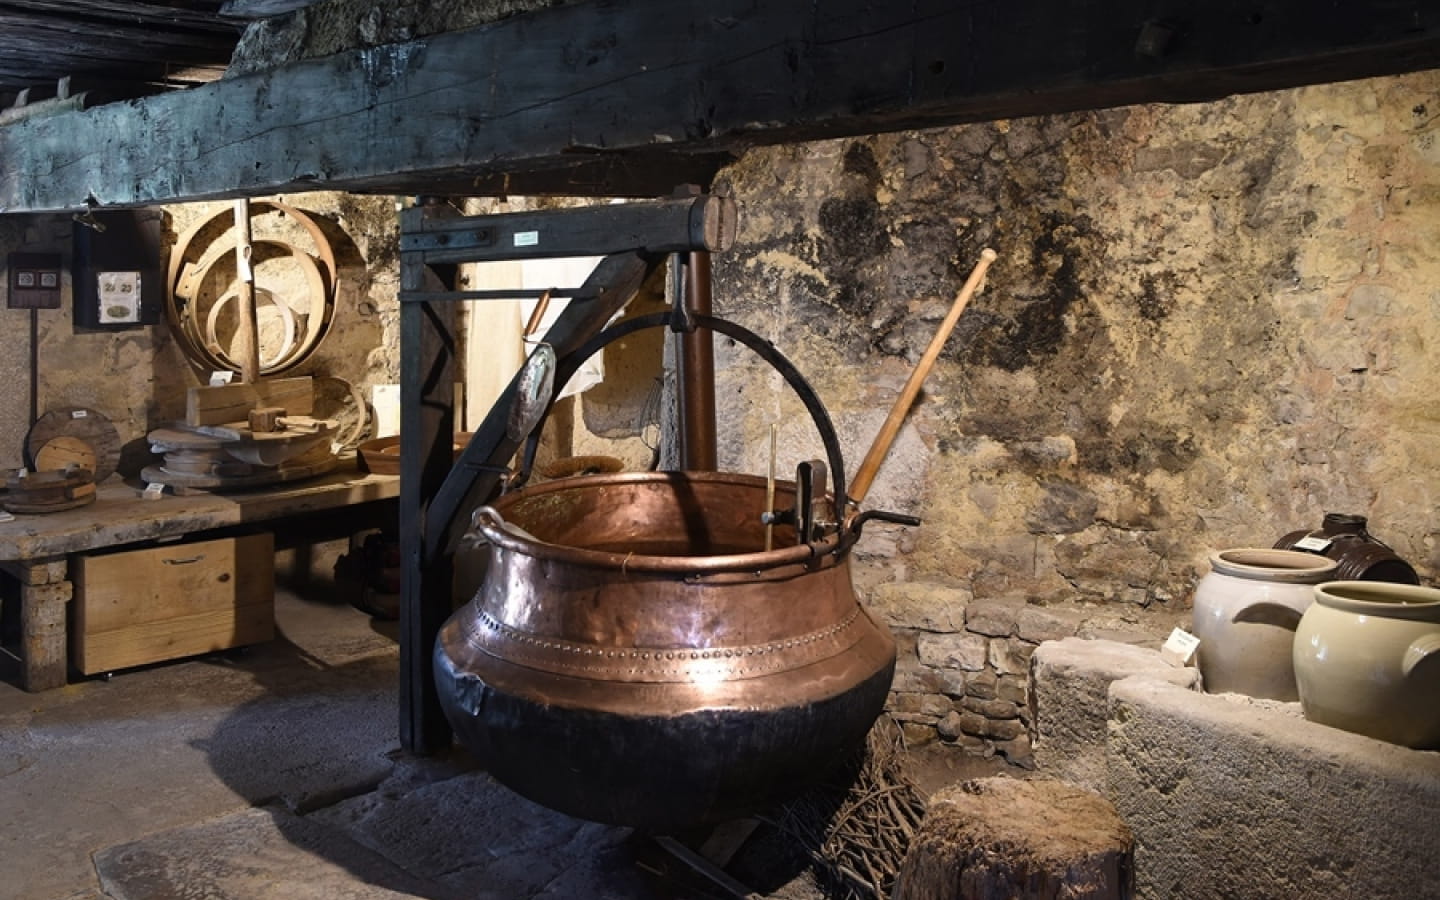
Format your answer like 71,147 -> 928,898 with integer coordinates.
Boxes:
165,200 -> 337,377
435,312 -> 921,833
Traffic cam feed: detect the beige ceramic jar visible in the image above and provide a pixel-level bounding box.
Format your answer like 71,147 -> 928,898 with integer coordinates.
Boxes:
1293,581 -> 1440,749
1191,548 -> 1337,700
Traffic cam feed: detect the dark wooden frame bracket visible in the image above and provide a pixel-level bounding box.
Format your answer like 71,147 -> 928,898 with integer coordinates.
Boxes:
396,193 -> 734,753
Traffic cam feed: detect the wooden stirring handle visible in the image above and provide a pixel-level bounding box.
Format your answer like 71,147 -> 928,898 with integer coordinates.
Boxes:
848,247 -> 998,506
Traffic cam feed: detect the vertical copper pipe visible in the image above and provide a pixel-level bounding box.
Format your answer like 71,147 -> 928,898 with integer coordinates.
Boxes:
679,251 -> 717,471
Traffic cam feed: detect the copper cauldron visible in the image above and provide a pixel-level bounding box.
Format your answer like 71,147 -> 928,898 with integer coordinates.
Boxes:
434,313 -> 902,831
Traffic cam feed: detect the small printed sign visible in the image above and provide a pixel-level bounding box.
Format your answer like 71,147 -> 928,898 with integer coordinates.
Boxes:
1161,627 -> 1201,667
513,230 -> 540,247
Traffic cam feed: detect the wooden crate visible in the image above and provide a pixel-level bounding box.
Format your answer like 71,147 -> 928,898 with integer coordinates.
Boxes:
74,532 -> 274,675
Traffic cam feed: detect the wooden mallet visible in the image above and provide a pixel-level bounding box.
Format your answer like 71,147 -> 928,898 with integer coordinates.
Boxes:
848,247 -> 998,506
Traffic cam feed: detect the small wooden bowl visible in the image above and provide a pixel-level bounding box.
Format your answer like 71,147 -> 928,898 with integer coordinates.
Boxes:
358,432 -> 473,475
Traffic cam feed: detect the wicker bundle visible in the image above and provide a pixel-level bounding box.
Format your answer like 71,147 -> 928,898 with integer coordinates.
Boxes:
763,716 -> 928,900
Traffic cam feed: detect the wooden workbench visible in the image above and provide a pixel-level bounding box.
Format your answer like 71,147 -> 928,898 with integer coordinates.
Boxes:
0,460 -> 399,691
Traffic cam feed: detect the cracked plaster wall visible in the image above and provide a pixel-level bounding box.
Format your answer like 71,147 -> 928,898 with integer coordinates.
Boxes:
710,70 -> 1440,612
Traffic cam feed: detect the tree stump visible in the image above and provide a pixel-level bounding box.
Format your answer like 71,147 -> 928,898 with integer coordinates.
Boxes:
894,777 -> 1133,900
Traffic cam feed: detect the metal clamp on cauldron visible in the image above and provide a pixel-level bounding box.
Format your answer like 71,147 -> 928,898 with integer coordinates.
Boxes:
434,311 -> 913,833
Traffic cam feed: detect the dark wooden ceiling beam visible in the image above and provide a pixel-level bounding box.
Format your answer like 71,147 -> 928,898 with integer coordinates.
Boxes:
0,11 -> 237,51
0,1 -> 238,32
1,0 -> 1437,211
219,0 -> 325,19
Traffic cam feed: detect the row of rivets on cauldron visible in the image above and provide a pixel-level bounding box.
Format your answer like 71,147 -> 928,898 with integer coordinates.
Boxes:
459,605 -> 867,683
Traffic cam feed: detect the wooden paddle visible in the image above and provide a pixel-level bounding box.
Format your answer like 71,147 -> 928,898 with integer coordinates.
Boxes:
848,247 -> 998,506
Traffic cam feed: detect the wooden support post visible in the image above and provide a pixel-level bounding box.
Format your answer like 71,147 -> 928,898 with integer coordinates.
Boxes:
2,557 -> 72,691
398,201 -> 458,755
395,198 -> 710,752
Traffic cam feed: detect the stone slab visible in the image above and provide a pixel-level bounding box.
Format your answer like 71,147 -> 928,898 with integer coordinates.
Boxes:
1029,637 -> 1200,791
306,768 -> 650,898
96,807 -> 445,900
1108,677 -> 1440,900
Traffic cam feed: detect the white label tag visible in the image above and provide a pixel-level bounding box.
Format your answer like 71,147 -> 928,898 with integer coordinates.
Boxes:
1161,627 -> 1201,667
17,467 -> 27,478
0,511 -> 14,523
71,409 -> 87,419
1293,535 -> 1332,552
143,482 -> 165,500
513,230 -> 540,247
209,370 -> 235,386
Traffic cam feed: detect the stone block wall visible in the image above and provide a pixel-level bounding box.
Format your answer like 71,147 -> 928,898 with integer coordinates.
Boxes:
1109,677 -> 1440,900
1028,639 -> 1440,899
872,584 -> 1185,760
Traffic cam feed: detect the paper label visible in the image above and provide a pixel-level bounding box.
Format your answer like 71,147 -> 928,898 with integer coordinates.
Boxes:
70,409 -> 87,419
1160,627 -> 1201,667
1293,535 -> 1332,552
143,482 -> 165,500
0,511 -> 14,523
513,230 -> 540,247
209,370 -> 235,386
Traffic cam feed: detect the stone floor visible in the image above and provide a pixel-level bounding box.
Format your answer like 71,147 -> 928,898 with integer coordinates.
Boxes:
0,582 -> 884,900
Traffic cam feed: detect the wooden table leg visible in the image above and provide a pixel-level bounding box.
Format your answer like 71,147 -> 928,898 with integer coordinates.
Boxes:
2,558 -> 71,691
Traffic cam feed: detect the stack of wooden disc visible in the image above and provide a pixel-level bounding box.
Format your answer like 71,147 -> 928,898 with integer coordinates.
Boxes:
4,467 -> 96,513
142,418 -> 338,491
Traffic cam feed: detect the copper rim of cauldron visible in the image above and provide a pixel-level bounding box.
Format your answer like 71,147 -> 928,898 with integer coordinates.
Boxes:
473,471 -> 855,576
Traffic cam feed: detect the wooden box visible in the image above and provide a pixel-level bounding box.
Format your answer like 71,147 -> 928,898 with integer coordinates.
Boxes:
74,532 -> 274,675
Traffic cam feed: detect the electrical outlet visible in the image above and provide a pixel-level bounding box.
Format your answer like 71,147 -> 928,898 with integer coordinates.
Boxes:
7,253 -> 62,309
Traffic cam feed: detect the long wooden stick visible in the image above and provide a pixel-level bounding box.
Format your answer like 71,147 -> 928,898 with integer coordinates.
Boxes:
233,198 -> 261,384
848,247 -> 997,505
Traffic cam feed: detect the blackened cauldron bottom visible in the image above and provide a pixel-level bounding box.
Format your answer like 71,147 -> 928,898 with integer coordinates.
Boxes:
435,624 -> 896,832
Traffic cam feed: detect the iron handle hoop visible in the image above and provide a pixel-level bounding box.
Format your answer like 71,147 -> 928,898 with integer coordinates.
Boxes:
518,311 -> 850,530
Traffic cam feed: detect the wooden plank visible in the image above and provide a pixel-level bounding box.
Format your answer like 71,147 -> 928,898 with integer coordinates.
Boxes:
399,194 -> 735,267
76,603 -> 273,675
74,533 -> 274,674
220,0 -> 325,18
185,376 -> 315,426
0,466 -> 396,563
5,1 -> 237,32
1,0 -> 1436,211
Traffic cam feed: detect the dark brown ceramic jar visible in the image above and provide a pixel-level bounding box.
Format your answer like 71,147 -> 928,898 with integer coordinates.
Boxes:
1274,513 -> 1419,584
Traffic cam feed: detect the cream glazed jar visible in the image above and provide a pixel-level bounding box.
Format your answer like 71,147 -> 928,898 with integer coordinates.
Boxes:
1294,581 -> 1440,749
1191,548 -> 1338,700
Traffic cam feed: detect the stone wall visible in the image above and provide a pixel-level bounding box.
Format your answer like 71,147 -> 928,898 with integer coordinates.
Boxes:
706,70 -> 1440,747
714,70 -> 1440,596
876,583 -> 1184,764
